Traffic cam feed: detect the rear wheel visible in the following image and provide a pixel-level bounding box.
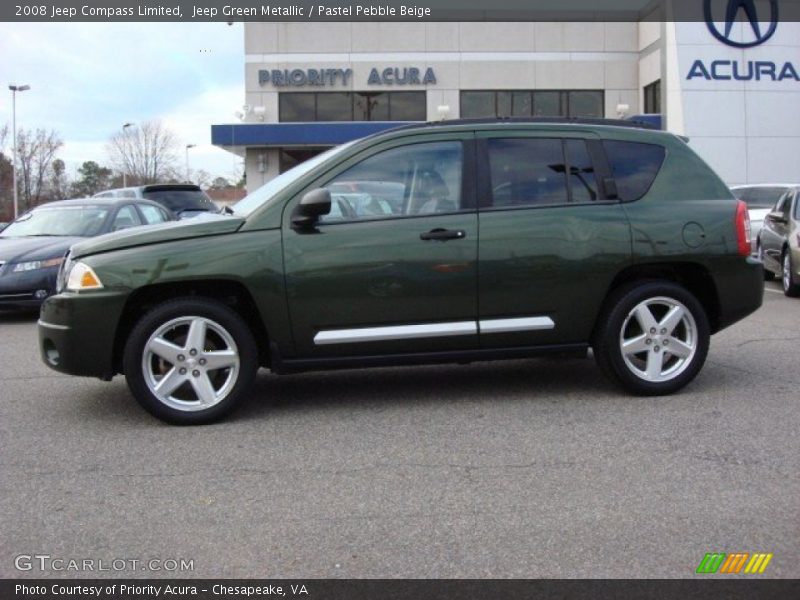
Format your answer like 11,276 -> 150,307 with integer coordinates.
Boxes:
594,282 -> 710,396
123,298 -> 258,424
783,251 -> 800,297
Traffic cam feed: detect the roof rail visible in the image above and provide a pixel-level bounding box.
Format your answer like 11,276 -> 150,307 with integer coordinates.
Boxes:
386,116 -> 659,133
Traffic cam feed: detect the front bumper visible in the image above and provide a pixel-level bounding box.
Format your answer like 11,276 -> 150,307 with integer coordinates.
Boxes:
0,267 -> 58,310
38,290 -> 128,378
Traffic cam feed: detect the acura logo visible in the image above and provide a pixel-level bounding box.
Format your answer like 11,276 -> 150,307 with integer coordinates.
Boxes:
704,0 -> 779,48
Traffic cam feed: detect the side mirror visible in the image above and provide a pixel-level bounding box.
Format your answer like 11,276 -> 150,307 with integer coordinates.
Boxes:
291,188 -> 331,230
767,211 -> 787,224
602,177 -> 619,200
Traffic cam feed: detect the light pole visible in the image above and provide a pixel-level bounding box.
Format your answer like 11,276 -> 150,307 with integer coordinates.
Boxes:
185,144 -> 196,183
121,122 -> 134,187
9,84 -> 30,219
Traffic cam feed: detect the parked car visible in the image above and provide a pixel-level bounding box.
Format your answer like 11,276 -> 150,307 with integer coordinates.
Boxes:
39,119 -> 763,424
758,186 -> 800,296
93,184 -> 217,219
730,184 -> 799,255
0,197 -> 173,310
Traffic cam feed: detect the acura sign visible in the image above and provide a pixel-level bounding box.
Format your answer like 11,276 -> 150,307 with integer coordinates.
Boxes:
704,0 -> 779,48
688,0 -> 799,82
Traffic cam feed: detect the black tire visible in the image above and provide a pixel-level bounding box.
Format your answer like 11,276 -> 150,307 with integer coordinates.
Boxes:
757,243 -> 775,281
593,281 -> 710,396
783,251 -> 800,297
123,297 -> 258,425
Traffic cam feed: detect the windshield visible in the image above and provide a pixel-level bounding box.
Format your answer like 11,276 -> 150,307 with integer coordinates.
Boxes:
0,206 -> 109,237
143,189 -> 216,212
232,142 -> 356,217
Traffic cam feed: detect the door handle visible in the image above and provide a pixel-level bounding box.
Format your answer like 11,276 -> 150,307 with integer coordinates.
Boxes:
420,228 -> 466,242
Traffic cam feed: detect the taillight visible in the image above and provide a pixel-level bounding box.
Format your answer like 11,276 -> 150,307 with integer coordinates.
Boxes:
734,200 -> 751,257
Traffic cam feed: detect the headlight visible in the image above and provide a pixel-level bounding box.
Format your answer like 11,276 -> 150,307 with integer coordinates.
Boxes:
11,257 -> 64,272
56,253 -> 72,293
66,262 -> 104,291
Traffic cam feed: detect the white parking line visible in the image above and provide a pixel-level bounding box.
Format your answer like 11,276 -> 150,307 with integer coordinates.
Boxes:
764,288 -> 784,294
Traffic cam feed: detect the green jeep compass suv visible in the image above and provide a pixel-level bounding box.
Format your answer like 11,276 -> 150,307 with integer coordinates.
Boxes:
38,119 -> 763,424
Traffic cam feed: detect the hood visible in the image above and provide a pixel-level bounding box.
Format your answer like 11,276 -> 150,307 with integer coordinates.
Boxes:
0,236 -> 80,263
69,213 -> 246,259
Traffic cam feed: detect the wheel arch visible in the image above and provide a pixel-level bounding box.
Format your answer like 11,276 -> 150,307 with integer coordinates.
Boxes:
113,280 -> 270,374
595,262 -> 722,338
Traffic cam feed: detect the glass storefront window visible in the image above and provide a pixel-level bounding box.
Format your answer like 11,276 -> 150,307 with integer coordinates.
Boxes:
389,92 -> 427,121
316,93 -> 353,121
279,93 -> 315,122
461,90 -> 604,119
460,92 -> 496,118
511,92 -> 532,117
533,91 -> 564,117
644,80 -> 661,114
568,91 -> 604,118
355,93 -> 389,120
279,92 -> 425,122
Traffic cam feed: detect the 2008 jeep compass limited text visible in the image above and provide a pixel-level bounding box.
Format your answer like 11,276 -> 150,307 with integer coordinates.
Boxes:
38,120 -> 763,424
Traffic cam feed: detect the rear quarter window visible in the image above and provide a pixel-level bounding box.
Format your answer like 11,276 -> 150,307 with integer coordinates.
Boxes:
603,140 -> 666,202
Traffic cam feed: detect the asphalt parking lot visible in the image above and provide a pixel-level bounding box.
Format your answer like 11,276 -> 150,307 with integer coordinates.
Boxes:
1,281 -> 798,579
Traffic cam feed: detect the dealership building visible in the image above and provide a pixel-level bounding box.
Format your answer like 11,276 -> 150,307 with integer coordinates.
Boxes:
212,18 -> 800,190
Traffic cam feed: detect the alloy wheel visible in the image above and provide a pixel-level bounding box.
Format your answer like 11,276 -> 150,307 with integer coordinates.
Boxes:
141,316 -> 240,412
619,296 -> 698,383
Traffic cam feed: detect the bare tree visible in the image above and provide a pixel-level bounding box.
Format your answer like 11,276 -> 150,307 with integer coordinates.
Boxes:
106,120 -> 179,185
0,124 -> 12,220
193,169 -> 212,189
15,128 -> 64,210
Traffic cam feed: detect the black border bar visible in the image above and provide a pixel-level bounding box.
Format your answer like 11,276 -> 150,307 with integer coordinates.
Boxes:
4,579 -> 800,600
4,0 -> 800,22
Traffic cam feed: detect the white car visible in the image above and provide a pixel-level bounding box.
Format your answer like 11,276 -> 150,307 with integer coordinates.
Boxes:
731,184 -> 800,254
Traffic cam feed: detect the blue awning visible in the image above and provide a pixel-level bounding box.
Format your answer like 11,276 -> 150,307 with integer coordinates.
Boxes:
211,121 -> 418,148
626,114 -> 663,129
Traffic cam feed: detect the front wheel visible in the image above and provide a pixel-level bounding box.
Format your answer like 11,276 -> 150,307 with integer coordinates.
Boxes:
123,298 -> 258,424
594,282 -> 710,396
783,252 -> 800,297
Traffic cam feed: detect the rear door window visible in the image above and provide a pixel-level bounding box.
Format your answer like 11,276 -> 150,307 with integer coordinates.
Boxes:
603,140 -> 666,202
565,140 -> 599,202
486,138 -> 568,208
484,138 -> 604,208
111,205 -> 142,231
138,204 -> 169,224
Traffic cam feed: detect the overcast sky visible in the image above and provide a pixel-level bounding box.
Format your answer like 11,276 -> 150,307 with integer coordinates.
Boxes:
0,22 -> 245,183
